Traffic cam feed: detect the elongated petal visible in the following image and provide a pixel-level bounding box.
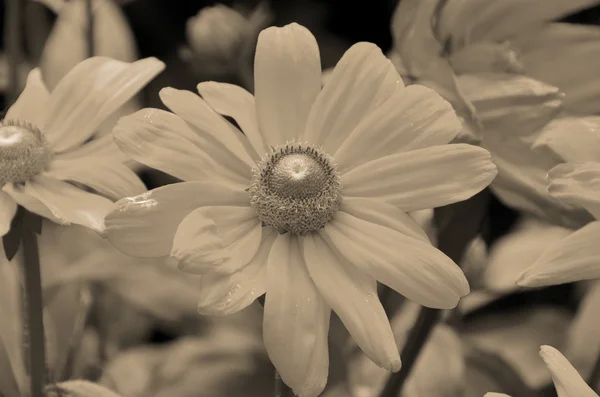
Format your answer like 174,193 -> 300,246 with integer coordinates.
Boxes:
171,206 -> 261,275
334,84 -> 461,172
0,192 -> 17,236
113,108 -> 246,185
302,233 -> 400,371
534,117 -> 600,163
539,345 -> 598,397
197,227 -> 276,316
3,184 -> 63,224
197,81 -> 266,156
517,221 -> 600,287
105,181 -> 248,257
45,156 -> 146,200
342,144 -> 497,212
304,42 -> 401,154
322,204 -> 470,309
548,162 -> 600,219
159,87 -> 255,175
56,134 -> 128,163
4,68 -> 49,127
44,57 -> 165,153
263,233 -> 330,397
254,23 -> 321,147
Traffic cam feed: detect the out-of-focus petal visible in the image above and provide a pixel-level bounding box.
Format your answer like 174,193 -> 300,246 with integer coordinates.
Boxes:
263,233 -> 330,397
517,221 -> 600,287
0,192 -> 17,236
4,68 -> 49,127
533,116 -> 600,163
105,181 -> 248,257
548,162 -> 600,219
304,42 -> 401,154
196,228 -> 276,316
171,206 -> 261,275
45,380 -> 125,397
448,42 -> 525,74
539,345 -> 598,397
334,85 -> 461,172
302,233 -> 400,371
44,57 -> 165,153
254,23 -> 321,148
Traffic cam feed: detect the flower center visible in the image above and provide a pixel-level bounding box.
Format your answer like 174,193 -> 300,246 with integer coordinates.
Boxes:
0,120 -> 51,187
249,142 -> 342,235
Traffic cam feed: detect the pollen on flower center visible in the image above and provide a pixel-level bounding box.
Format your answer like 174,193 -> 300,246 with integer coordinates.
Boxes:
0,120 -> 51,187
249,142 -> 342,236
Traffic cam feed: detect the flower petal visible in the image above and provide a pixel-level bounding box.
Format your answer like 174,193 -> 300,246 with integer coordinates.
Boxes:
171,206 -> 261,275
3,184 -> 63,224
342,144 -> 497,212
254,23 -> 321,147
548,162 -> 600,219
196,227 -> 277,316
4,68 -> 49,127
517,221 -> 600,287
533,116 -> 600,163
539,345 -> 598,397
322,203 -> 470,309
197,81 -> 266,156
44,56 -> 165,153
105,181 -> 248,257
113,108 -> 248,185
0,192 -> 17,237
263,233 -> 330,397
302,233 -> 401,371
304,42 -> 401,154
45,156 -> 146,200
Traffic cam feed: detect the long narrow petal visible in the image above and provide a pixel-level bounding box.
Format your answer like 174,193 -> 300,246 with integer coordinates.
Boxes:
4,68 -> 49,127
254,23 -> 322,148
548,162 -> 600,219
342,144 -> 497,212
105,181 -> 248,257
334,84 -> 461,172
263,233 -> 330,397
45,156 -> 146,200
197,227 -> 276,316
539,345 -> 598,397
11,175 -> 114,233
171,206 -> 262,275
44,57 -> 164,153
517,221 -> 600,287
533,117 -> 600,163
197,81 -> 266,157
322,204 -> 470,309
0,192 -> 17,236
3,184 -> 63,224
113,108 -> 247,185
302,233 -> 401,371
304,42 -> 401,154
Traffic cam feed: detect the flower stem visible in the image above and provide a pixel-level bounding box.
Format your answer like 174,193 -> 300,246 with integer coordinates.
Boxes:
274,369 -> 289,397
21,209 -> 46,397
86,0 -> 94,58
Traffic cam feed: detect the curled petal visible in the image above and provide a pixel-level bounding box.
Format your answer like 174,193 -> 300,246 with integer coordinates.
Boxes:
548,162 -> 600,220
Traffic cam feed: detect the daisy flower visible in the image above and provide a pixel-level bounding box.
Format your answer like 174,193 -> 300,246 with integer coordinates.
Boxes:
484,345 -> 599,397
389,0 -> 600,228
106,23 -> 497,396
0,56 -> 164,236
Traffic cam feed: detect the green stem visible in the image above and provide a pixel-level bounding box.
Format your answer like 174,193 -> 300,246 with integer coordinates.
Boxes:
21,211 -> 46,397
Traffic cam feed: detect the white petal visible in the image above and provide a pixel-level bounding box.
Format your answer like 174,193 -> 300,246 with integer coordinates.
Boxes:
517,221 -> 600,287
197,81 -> 266,156
334,84 -> 461,172
539,345 -> 598,397
548,162 -> 600,220
4,68 -> 49,127
0,192 -> 17,236
113,108 -> 249,185
533,116 -> 600,163
105,181 -> 248,257
196,228 -> 276,316
45,156 -> 146,200
254,23 -> 321,147
322,204 -> 470,309
302,233 -> 401,371
3,184 -> 63,224
304,42 -> 401,154
44,56 -> 165,153
171,206 -> 261,275
263,233 -> 330,397
342,144 -> 497,212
